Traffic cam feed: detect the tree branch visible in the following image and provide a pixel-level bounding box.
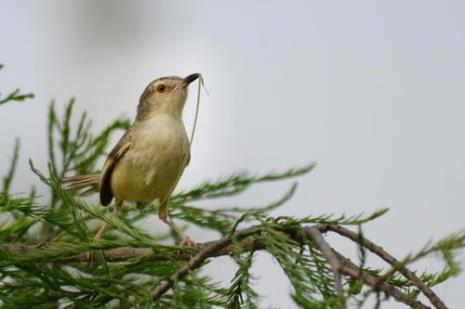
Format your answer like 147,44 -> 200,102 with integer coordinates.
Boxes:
324,224 -> 446,309
334,251 -> 430,309
152,235 -> 232,301
304,225 -> 344,296
2,224 -> 442,308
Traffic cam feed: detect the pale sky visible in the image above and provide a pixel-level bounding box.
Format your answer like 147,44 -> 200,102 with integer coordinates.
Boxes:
1,1 -> 464,307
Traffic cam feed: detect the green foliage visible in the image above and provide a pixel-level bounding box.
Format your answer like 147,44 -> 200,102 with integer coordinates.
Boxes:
47,99 -> 130,180
2,138 -> 19,195
0,79 -> 463,308
227,250 -> 258,308
0,64 -> 34,195
0,64 -> 34,105
44,98 -> 130,240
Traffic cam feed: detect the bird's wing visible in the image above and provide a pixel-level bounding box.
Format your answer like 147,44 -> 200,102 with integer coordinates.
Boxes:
186,151 -> 191,166
99,130 -> 132,206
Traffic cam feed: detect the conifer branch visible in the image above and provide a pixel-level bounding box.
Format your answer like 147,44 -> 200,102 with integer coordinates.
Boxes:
152,235 -> 233,301
2,138 -> 20,194
324,224 -> 447,309
0,88 -> 34,105
3,222 -> 456,308
0,65 -> 34,105
304,226 -> 344,297
334,252 -> 430,309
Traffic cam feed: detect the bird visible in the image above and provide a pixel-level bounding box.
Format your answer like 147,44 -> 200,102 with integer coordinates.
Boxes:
62,73 -> 201,246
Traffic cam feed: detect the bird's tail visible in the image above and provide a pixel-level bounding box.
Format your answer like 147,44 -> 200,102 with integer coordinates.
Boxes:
61,174 -> 100,196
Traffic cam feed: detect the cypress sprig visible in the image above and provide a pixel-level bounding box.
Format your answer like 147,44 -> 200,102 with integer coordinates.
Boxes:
0,65 -> 34,106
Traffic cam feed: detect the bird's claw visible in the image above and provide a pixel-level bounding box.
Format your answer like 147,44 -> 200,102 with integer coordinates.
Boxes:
180,236 -> 195,246
86,251 -> 95,265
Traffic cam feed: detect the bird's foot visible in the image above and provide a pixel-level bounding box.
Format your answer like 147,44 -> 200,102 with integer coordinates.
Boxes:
180,235 -> 195,246
86,251 -> 95,265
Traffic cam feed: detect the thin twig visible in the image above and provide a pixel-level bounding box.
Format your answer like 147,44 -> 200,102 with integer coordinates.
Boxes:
334,251 -> 430,309
324,224 -> 446,309
304,226 -> 344,296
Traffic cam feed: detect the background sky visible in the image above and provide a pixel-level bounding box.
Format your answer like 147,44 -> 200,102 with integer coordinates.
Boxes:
1,1 -> 464,307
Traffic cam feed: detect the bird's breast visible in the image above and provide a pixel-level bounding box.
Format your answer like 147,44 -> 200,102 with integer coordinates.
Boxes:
111,115 -> 189,202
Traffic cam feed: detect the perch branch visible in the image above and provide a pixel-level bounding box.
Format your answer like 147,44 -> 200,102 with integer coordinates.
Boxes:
2,224 -> 438,308
152,225 -> 261,301
152,235 -> 231,301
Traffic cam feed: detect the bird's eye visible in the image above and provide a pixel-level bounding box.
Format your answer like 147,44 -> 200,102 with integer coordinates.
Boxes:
157,84 -> 166,92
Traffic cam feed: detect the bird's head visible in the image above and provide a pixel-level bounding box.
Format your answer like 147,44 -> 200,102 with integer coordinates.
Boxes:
137,73 -> 200,120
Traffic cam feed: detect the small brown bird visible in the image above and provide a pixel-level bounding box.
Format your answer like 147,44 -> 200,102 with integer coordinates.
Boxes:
63,73 -> 200,245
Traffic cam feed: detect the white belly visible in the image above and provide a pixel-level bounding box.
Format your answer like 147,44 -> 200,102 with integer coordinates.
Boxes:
110,115 -> 189,202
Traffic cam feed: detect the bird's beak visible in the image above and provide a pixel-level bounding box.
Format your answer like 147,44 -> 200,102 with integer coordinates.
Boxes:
183,73 -> 201,87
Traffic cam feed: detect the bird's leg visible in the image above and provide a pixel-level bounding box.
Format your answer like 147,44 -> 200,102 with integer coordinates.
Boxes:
94,200 -> 122,240
158,199 -> 194,246
87,199 -> 123,263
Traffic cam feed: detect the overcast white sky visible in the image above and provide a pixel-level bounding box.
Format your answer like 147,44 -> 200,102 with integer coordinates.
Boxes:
1,1 -> 464,307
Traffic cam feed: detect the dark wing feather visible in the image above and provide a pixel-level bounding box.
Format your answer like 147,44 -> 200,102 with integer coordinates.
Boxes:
185,151 -> 191,166
99,130 -> 132,206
